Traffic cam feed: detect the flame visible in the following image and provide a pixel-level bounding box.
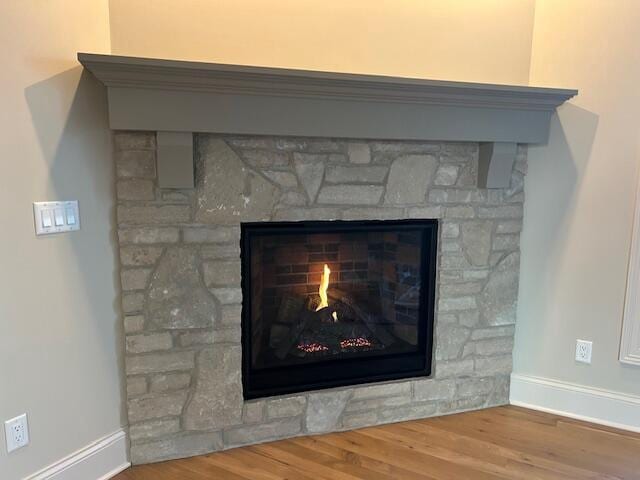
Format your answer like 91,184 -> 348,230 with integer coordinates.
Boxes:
316,264 -> 331,311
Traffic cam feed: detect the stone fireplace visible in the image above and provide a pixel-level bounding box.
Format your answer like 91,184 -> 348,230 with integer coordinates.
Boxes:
117,132 -> 525,463
79,52 -> 576,464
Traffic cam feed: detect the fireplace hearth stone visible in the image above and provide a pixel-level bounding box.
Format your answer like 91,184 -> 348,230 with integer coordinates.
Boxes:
116,131 -> 525,464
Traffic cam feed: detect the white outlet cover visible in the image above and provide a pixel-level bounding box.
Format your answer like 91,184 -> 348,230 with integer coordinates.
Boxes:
4,413 -> 29,453
575,339 -> 593,364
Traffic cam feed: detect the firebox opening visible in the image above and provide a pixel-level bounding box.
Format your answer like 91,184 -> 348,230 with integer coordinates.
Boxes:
241,219 -> 438,399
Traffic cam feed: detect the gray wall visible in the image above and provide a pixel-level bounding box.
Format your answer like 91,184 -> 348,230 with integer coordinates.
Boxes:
0,2 -> 123,478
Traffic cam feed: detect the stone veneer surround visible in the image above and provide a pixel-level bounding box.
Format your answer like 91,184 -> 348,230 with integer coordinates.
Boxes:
116,131 -> 526,464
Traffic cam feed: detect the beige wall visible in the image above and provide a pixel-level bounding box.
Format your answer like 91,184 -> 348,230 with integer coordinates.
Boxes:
0,2 -> 123,479
514,0 -> 640,395
108,0 -> 535,85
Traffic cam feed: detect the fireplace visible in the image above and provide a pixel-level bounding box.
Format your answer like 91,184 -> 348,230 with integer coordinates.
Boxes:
79,52 -> 577,464
241,220 -> 438,398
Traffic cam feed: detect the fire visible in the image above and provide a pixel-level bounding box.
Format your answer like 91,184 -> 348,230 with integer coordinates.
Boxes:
316,264 -> 331,311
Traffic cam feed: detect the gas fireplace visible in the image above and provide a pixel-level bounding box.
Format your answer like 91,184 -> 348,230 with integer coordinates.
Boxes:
241,220 -> 438,398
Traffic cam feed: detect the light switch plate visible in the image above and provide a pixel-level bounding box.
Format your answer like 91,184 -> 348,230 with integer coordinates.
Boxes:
33,201 -> 80,235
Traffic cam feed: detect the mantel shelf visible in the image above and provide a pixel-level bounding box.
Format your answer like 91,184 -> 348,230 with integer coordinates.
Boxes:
79,52 -> 577,188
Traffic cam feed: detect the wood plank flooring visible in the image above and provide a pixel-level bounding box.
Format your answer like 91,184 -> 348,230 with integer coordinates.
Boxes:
114,406 -> 640,479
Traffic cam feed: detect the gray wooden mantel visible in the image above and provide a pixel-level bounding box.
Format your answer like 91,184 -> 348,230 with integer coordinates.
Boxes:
78,53 -> 576,189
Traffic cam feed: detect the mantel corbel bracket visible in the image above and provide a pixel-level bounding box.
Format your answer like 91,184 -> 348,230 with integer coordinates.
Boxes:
478,142 -> 518,189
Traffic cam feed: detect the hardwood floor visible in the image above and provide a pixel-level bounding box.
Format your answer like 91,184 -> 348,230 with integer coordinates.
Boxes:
114,406 -> 640,479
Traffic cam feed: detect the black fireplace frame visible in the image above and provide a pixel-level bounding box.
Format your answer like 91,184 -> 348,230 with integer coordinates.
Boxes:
240,219 -> 438,399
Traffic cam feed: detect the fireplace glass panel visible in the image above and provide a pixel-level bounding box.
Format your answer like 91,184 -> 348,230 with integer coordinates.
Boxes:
241,220 -> 437,398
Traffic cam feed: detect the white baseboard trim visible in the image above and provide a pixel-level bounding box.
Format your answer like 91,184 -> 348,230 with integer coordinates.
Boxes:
510,373 -> 640,433
25,429 -> 130,480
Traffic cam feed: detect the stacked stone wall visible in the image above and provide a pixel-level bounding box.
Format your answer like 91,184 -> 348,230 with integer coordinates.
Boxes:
115,132 -> 526,463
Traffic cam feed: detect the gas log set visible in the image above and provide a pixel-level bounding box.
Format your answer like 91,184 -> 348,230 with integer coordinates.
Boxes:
273,263 -> 394,360
241,220 -> 437,398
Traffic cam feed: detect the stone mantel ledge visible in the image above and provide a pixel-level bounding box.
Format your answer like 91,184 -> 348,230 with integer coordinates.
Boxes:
79,53 -> 576,188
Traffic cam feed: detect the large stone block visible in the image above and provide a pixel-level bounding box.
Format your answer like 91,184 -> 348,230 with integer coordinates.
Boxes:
317,185 -> 384,205
413,379 -> 456,402
131,431 -> 223,465
340,411 -> 378,429
457,377 -> 495,398
149,372 -> 192,393
344,395 -> 412,413
341,207 -> 403,220
347,142 -> 371,164
128,391 -> 188,423
243,401 -> 265,424
126,333 -> 173,354
407,206 -> 443,218
306,390 -> 350,433
263,170 -> 299,188
117,179 -> 155,201
122,292 -> 145,313
116,150 -> 156,178
203,261 -> 241,287
479,252 -> 519,325
117,205 -> 191,225
429,189 -> 486,204
325,165 -> 388,184
224,418 -> 301,446
434,165 -> 460,186
147,247 -> 217,329
266,396 -> 306,419
351,382 -> 411,400
210,287 -> 243,305
220,304 -> 242,326
195,138 -> 279,224
178,330 -> 215,347
438,296 -> 477,312
385,155 -> 437,204
120,268 -> 152,291
477,205 -> 523,219
475,355 -> 513,376
126,351 -> 195,375
377,403 -> 437,423
201,244 -> 241,260
130,418 -> 181,442
183,347 -> 243,430
435,359 -> 474,378
126,376 -> 147,397
435,324 -> 470,360
461,221 -> 493,266
183,227 -> 240,244
474,337 -> 515,356
120,246 -> 164,266
118,227 -> 179,245
293,153 -> 325,202
274,207 -> 341,221
114,131 -> 156,151
371,141 -> 439,154
124,315 -> 145,334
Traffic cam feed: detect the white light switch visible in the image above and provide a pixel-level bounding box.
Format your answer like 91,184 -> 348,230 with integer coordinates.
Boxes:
33,201 -> 80,235
65,207 -> 76,225
54,208 -> 64,226
41,210 -> 53,228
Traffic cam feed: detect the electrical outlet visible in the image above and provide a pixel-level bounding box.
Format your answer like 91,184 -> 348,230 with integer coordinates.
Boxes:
4,414 -> 29,453
575,339 -> 593,364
